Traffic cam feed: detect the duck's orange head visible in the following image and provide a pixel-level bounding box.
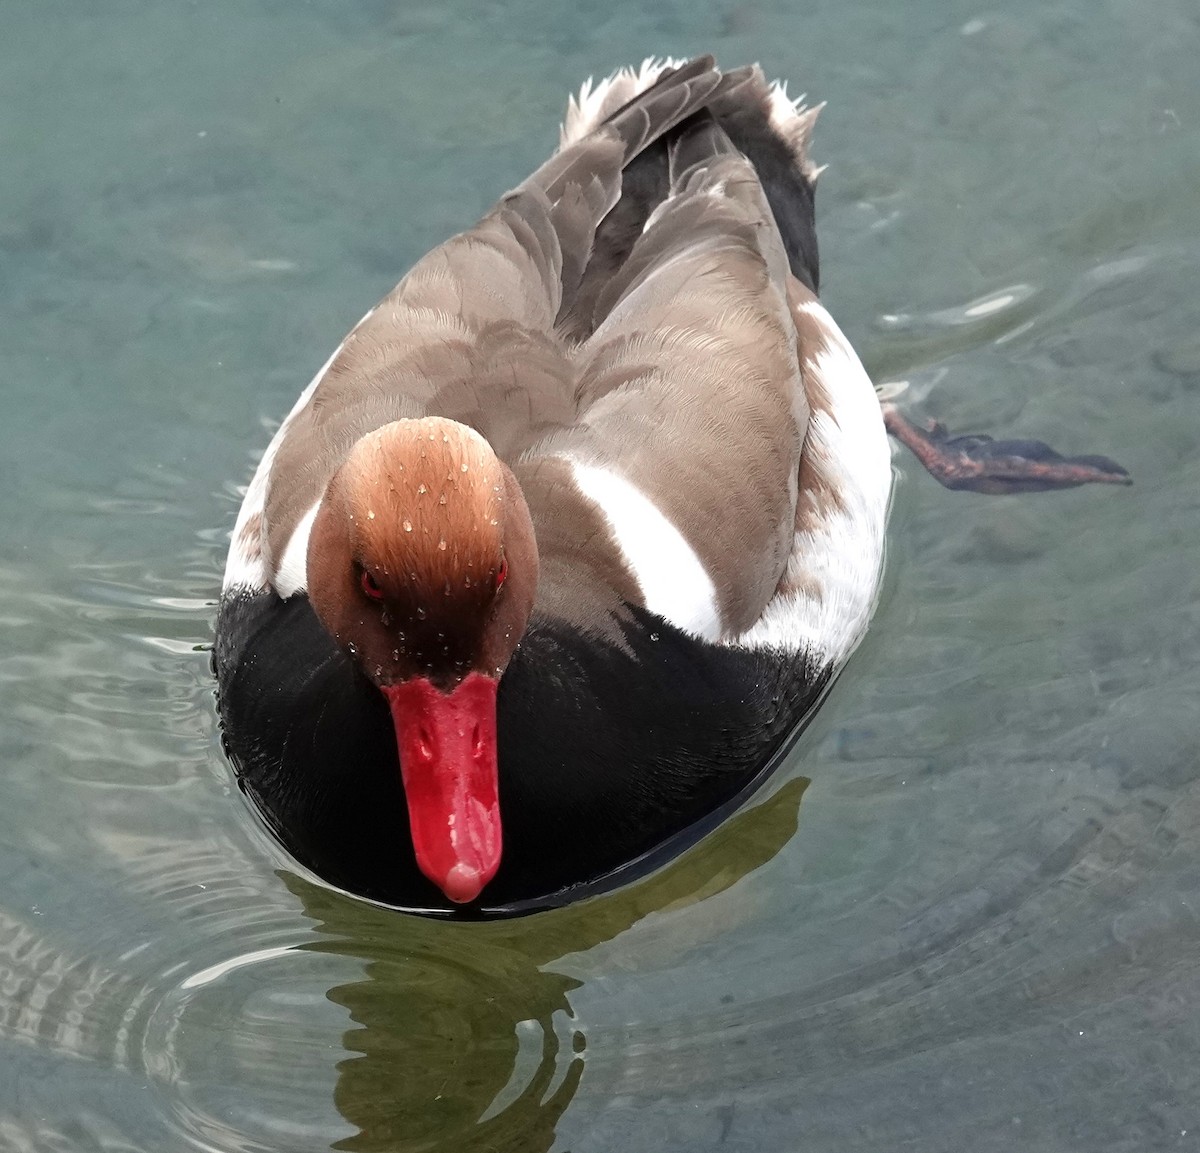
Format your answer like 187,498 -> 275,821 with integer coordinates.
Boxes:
306,417 -> 538,904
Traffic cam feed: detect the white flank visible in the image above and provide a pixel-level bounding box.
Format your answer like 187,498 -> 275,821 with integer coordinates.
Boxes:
221,307 -> 376,594
734,301 -> 891,664
273,503 -> 319,600
559,57 -> 686,148
567,460 -> 722,641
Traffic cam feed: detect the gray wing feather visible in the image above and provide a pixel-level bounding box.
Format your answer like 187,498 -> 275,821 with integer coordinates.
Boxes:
262,59 -> 728,565
527,117 -> 808,633
261,60 -> 812,638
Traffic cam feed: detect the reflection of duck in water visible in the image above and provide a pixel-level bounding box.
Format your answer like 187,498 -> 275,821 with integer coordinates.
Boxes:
215,58 -> 1128,916
289,776 -> 811,1153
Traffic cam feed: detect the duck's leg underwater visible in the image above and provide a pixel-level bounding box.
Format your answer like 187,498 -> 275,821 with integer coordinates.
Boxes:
881,403 -> 1132,495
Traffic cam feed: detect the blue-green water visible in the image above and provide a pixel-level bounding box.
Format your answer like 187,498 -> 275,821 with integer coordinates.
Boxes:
3,2 -> 1199,1149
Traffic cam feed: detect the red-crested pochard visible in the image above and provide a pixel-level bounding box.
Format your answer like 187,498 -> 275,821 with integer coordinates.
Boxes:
214,57 -> 1128,917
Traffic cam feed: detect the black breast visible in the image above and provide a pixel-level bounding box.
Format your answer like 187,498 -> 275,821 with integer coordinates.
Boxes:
213,589 -> 830,918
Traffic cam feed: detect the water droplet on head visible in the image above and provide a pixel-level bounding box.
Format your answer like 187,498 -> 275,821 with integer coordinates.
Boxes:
650,632 -> 659,642
367,509 -> 376,520
437,538 -> 447,551
417,483 -> 427,495
416,606 -> 427,621
403,519 -> 413,532
439,492 -> 447,505
461,462 -> 469,473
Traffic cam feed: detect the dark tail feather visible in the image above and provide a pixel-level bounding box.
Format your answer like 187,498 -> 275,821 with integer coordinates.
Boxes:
559,59 -> 824,338
707,67 -> 821,293
618,61 -> 824,293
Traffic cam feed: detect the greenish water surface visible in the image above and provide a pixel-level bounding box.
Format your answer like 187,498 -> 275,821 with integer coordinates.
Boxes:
2,1 -> 1199,1149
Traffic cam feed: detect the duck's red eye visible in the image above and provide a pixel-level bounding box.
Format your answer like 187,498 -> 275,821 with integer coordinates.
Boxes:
360,568 -> 384,600
496,556 -> 508,590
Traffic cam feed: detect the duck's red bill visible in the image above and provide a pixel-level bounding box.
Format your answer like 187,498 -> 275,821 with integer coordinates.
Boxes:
382,674 -> 501,904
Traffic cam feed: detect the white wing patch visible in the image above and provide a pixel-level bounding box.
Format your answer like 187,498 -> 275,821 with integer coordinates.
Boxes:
222,307 -> 376,594
567,460 -> 722,642
273,503 -> 319,600
733,300 -> 891,664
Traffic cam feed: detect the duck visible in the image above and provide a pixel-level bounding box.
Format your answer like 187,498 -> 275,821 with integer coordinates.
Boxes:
214,57 -> 1129,918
